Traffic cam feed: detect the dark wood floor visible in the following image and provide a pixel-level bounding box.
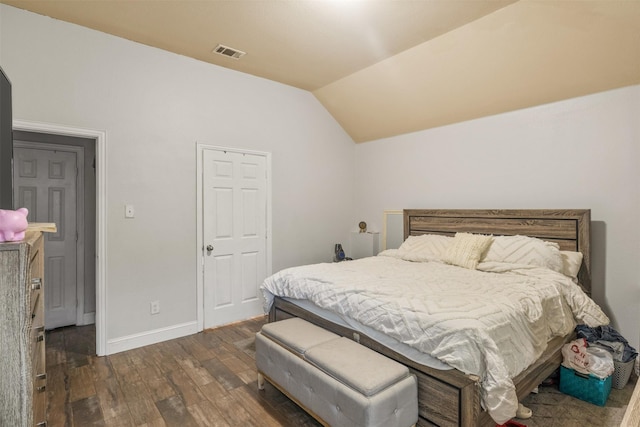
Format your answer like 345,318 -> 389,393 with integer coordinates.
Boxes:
46,316 -> 321,426
47,317 -> 637,426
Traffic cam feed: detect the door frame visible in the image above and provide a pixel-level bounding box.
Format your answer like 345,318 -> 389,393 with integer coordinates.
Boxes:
13,119 -> 107,356
196,143 -> 272,331
13,141 -> 87,327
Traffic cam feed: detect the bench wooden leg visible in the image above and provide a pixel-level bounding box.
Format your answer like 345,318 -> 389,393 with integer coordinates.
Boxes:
257,372 -> 265,390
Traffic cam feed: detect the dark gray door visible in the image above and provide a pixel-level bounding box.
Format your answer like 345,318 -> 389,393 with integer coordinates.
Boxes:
13,145 -> 78,329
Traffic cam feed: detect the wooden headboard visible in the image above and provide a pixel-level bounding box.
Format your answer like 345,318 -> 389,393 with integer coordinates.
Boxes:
404,209 -> 591,294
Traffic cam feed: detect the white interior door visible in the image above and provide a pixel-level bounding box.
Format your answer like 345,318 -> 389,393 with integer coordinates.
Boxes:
13,146 -> 78,329
202,148 -> 267,329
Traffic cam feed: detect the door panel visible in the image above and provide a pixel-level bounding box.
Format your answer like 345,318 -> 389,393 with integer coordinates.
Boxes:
13,147 -> 78,329
203,149 -> 267,328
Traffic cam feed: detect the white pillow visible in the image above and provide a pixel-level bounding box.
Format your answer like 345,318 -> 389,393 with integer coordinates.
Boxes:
560,250 -> 583,279
398,234 -> 452,259
482,235 -> 564,273
442,232 -> 493,270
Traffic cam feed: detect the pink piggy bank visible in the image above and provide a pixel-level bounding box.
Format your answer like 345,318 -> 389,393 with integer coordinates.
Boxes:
0,208 -> 29,242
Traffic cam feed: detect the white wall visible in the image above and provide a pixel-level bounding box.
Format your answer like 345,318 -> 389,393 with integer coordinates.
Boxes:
0,5 -> 355,349
353,85 -> 640,350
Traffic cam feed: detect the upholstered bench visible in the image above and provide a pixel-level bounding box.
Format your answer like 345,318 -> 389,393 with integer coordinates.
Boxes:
255,318 -> 418,427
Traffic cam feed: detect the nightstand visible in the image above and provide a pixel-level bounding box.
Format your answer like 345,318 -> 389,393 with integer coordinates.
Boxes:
350,231 -> 380,259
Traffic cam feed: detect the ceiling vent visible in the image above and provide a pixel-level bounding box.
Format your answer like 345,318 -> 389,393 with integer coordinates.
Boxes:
212,44 -> 246,60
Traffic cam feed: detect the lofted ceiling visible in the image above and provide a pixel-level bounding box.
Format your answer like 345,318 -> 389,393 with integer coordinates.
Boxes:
2,0 -> 639,142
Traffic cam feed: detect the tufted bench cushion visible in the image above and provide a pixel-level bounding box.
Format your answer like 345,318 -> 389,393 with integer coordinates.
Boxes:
305,337 -> 410,397
261,317 -> 340,355
256,318 -> 418,427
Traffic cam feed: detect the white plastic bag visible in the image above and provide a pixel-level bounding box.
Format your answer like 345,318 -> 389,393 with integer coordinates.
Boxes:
586,346 -> 614,379
562,338 -> 615,380
562,338 -> 590,374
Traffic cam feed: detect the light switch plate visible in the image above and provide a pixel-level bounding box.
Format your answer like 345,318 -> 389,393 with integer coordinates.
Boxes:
125,204 -> 135,218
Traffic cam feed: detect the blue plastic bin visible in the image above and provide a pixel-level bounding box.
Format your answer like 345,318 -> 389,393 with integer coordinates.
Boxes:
559,365 -> 612,406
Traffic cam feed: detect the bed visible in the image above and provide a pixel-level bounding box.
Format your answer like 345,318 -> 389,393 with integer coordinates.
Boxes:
262,209 -> 606,427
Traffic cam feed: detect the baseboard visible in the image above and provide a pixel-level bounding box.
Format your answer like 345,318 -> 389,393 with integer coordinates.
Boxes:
106,321 -> 198,355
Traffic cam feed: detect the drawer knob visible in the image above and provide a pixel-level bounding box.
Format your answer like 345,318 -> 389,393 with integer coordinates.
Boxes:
36,423 -> 47,427
31,278 -> 42,290
37,385 -> 46,392
36,373 -> 47,381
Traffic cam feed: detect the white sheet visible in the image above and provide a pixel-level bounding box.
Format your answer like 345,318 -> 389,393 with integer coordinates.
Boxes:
261,252 -> 609,424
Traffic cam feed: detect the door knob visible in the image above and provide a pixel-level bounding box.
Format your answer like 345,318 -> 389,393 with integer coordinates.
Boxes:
206,245 -> 214,252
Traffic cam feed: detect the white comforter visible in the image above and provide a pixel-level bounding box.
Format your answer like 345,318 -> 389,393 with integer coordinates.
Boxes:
260,252 -> 609,424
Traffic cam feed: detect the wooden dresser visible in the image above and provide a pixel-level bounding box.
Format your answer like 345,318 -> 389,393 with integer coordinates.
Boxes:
0,231 -> 47,427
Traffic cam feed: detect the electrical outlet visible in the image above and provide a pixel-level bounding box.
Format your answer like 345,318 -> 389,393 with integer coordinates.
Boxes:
150,300 -> 160,315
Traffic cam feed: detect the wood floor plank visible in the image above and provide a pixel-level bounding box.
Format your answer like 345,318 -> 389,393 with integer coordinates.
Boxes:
109,353 -> 143,384
186,401 -> 231,427
119,379 -> 162,425
155,395 -> 199,427
236,368 -> 258,385
198,376 -> 232,403
95,377 -> 135,421
163,340 -> 191,362
90,354 -> 116,382
175,336 -> 217,362
124,347 -> 152,371
175,356 -> 215,387
147,345 -> 183,374
220,350 -> 251,375
208,392 -> 256,426
46,328 -> 67,367
164,367 -> 208,406
190,330 -> 223,350
229,384 -> 285,427
48,402 -> 73,427
225,340 -> 257,367
69,364 -> 98,402
140,373 -> 176,403
213,341 -> 245,362
102,412 -> 135,427
70,395 -> 105,426
136,417 -> 167,427
131,348 -> 167,380
200,357 -> 246,391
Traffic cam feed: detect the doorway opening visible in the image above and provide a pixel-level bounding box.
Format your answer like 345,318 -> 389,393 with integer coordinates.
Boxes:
13,120 -> 107,356
13,131 -> 96,330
